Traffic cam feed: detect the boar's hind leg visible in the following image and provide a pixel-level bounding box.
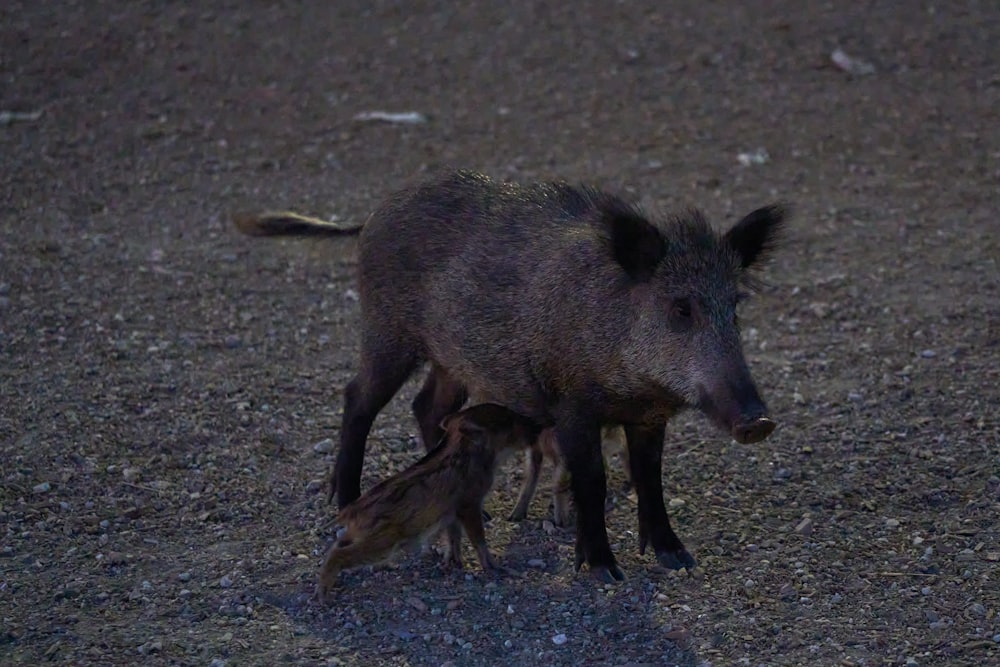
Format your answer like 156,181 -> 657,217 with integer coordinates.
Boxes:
624,424 -> 697,570
333,341 -> 421,508
557,417 -> 625,582
412,364 -> 468,451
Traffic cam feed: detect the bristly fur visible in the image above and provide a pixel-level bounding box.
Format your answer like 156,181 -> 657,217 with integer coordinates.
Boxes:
245,169 -> 788,582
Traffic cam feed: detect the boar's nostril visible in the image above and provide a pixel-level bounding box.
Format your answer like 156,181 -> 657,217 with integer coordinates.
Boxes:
732,417 -> 776,444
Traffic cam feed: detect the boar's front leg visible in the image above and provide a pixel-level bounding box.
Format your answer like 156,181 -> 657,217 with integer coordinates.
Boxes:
624,423 -> 697,570
557,415 -> 624,582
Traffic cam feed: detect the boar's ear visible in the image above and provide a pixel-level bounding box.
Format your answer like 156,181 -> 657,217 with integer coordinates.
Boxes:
724,204 -> 786,269
601,200 -> 667,282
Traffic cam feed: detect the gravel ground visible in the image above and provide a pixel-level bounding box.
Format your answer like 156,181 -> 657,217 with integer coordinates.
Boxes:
1,1 -> 998,666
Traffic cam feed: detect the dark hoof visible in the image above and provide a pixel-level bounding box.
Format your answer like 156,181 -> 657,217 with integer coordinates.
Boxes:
656,548 -> 697,571
507,509 -> 526,522
589,564 -> 626,583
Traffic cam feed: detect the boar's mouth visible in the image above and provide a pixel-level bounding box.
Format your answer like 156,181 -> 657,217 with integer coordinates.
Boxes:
697,387 -> 776,444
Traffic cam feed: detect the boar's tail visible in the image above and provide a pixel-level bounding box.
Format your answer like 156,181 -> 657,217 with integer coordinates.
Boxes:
232,210 -> 364,237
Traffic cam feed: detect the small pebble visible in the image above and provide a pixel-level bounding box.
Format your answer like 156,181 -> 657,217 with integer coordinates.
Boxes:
885,518 -> 900,528
663,627 -> 691,647
224,335 -> 242,349
668,498 -> 685,508
305,479 -> 324,494
966,602 -> 986,618
993,633 -> 1000,643
209,659 -> 227,667
778,582 -> 795,599
920,586 -> 931,596
920,349 -> 936,358
552,633 -> 567,645
137,640 -> 162,655
794,517 -> 814,536
313,438 -> 334,454
219,574 -> 233,588
32,482 -> 51,494
527,559 -> 545,568
830,593 -> 843,604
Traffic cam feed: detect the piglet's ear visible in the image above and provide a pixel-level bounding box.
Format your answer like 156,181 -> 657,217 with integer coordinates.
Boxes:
457,403 -> 519,434
724,204 -> 786,269
601,200 -> 666,282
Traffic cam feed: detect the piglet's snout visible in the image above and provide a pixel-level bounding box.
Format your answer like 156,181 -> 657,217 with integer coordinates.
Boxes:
731,417 -> 776,444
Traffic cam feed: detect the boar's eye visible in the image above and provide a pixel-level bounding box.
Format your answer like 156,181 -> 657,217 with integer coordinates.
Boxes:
669,297 -> 693,328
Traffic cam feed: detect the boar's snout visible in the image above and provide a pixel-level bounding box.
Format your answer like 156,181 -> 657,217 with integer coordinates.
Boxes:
731,417 -> 776,444
697,375 -> 776,444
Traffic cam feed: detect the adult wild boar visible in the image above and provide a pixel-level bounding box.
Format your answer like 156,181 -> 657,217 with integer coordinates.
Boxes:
237,170 -> 785,581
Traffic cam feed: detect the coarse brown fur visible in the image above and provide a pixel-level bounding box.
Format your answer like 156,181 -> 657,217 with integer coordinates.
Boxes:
315,403 -> 541,603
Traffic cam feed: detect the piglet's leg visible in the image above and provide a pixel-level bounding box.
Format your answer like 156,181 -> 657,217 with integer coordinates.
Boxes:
509,446 -> 544,521
443,522 -> 464,570
457,504 -> 505,574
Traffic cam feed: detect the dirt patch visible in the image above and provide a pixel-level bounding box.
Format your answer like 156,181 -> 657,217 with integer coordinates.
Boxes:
1,1 -> 998,665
